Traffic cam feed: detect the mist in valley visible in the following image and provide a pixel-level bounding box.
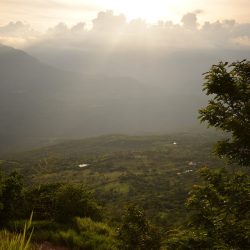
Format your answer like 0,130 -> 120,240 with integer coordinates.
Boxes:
0,10 -> 250,152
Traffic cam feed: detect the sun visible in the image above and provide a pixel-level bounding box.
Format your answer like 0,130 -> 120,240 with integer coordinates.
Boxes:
112,1 -> 170,22
92,0 -> 180,23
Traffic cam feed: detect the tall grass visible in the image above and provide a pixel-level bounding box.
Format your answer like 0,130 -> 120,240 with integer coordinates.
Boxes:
0,213 -> 34,250
50,217 -> 119,250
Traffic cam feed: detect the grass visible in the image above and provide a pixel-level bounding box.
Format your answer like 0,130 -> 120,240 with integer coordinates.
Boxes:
24,217 -> 119,250
52,217 -> 119,250
0,213 -> 34,250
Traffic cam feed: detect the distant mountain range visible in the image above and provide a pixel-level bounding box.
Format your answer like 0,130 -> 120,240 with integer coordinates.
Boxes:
1,43 -> 248,152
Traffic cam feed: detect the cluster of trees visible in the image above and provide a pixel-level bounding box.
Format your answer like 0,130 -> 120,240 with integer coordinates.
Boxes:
0,172 -> 101,225
0,171 -> 161,249
118,205 -> 161,250
166,60 -> 250,249
166,168 -> 250,249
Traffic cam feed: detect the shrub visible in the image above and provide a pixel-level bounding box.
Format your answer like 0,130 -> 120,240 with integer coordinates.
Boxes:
118,204 -> 161,250
54,184 -> 102,223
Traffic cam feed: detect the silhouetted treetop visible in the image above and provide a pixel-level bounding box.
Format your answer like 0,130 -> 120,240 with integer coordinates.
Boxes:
199,60 -> 250,166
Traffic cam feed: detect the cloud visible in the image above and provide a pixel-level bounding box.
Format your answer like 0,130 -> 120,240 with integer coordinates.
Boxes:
92,10 -> 126,32
0,21 -> 31,36
47,22 -> 68,34
127,19 -> 148,33
1,10 -> 250,50
199,19 -> 250,47
0,21 -> 39,47
71,23 -> 85,33
232,36 -> 250,47
233,23 -> 250,37
181,12 -> 199,29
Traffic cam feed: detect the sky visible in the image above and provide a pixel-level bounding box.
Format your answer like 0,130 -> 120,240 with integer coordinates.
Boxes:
0,0 -> 250,49
1,0 -> 250,31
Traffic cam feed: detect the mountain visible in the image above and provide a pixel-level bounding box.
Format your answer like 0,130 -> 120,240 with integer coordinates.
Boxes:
0,44 -> 208,152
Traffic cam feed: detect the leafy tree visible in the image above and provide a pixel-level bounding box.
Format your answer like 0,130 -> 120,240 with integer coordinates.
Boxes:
54,184 -> 101,223
167,167 -> 250,249
24,183 -> 60,220
199,60 -> 250,166
0,171 -> 24,225
167,60 -> 250,249
24,183 -> 101,223
118,204 -> 160,250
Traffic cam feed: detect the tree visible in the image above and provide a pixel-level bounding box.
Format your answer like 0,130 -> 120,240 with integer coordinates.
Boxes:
167,60 -> 250,249
24,183 -> 60,220
167,167 -> 250,250
118,204 -> 161,250
0,171 -> 24,225
54,184 -> 101,223
199,60 -> 250,166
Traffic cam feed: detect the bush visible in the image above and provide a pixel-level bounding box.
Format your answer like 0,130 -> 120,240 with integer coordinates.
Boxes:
54,184 -> 102,223
23,184 -> 59,220
0,171 -> 24,225
23,183 -> 102,224
118,204 -> 161,250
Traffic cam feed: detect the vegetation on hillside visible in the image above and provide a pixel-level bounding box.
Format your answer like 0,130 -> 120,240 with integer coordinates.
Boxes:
0,60 -> 249,249
166,60 -> 250,249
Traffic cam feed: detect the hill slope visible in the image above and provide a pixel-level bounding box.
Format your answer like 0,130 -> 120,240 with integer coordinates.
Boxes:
0,132 -> 224,225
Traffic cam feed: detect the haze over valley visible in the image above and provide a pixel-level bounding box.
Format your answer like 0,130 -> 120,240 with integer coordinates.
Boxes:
1,9 -> 250,151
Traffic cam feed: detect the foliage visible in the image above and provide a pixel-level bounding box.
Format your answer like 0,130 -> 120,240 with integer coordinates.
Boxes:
166,229 -> 212,250
118,204 -> 161,250
8,220 -> 62,240
74,217 -> 116,237
23,184 -> 59,220
0,57 -> 249,249
0,171 -> 24,225
0,213 -> 34,250
37,217 -> 119,250
0,172 -> 3,217
0,133 -> 233,249
21,183 -> 102,223
199,60 -> 250,166
166,167 -> 250,249
54,184 -> 102,223
7,217 -> 118,249
2,133 -> 223,227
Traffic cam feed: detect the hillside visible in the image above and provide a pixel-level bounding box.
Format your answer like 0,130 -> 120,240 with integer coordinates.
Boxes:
1,132 -> 225,225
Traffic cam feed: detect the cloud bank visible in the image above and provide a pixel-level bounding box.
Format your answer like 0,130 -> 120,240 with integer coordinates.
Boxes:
0,21 -> 38,47
1,10 -> 250,50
